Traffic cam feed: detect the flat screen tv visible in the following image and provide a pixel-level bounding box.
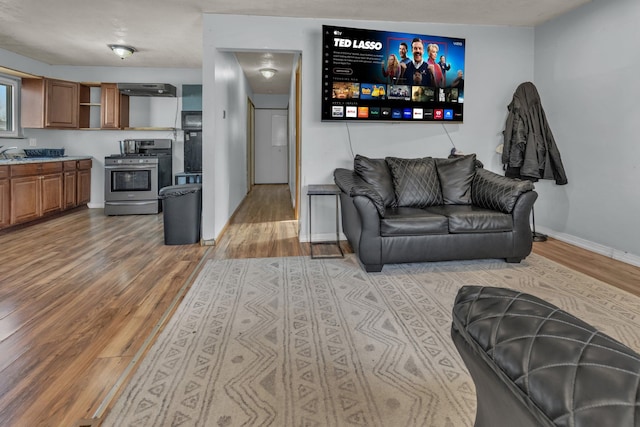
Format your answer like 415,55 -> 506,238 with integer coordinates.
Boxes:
321,25 -> 466,122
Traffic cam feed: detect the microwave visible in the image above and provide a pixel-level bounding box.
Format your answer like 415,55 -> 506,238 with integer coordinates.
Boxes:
181,111 -> 202,130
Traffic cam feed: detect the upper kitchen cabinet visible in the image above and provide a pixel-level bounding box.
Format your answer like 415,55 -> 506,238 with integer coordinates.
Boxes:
21,78 -> 79,129
100,83 -> 130,129
78,83 -> 130,129
182,84 -> 202,111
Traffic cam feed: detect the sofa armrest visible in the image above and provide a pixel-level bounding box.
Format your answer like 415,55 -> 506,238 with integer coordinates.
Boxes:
472,168 -> 534,213
453,286 -> 640,427
334,168 -> 385,217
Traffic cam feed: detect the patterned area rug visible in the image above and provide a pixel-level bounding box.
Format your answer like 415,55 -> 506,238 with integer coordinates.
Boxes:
102,254 -> 640,427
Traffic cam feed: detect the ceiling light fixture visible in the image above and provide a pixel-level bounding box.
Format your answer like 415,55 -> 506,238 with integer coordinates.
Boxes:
259,68 -> 277,79
108,44 -> 136,59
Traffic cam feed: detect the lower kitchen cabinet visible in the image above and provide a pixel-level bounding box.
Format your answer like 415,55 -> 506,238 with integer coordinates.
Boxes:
62,159 -> 92,209
1,159 -> 92,230
64,170 -> 77,209
0,166 -> 9,228
77,159 -> 92,205
41,173 -> 64,215
10,162 -> 63,224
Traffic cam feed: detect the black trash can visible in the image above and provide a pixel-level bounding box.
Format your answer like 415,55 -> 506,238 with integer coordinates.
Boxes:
158,184 -> 202,245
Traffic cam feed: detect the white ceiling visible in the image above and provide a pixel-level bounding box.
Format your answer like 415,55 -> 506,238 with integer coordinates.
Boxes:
0,0 -> 590,94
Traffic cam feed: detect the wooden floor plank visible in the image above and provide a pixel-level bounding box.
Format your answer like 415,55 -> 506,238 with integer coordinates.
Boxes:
0,184 -> 637,426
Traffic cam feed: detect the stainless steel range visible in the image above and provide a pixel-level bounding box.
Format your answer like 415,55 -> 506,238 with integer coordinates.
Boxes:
104,139 -> 173,215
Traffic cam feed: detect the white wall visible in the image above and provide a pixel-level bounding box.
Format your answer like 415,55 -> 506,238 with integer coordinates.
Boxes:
534,0 -> 640,264
203,14 -> 535,243
201,47 -> 253,241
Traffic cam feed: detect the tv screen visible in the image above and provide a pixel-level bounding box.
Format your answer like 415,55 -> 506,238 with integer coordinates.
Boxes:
321,25 -> 465,122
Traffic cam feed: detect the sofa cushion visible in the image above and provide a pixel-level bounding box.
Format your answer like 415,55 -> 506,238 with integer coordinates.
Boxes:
380,207 -> 449,236
354,155 -> 396,207
386,157 -> 443,208
425,205 -> 513,233
435,154 -> 476,205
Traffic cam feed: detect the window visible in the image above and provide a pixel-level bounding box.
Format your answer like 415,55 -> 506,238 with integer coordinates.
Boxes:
0,74 -> 21,138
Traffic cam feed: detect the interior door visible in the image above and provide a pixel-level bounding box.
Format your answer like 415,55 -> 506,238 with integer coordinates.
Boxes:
255,109 -> 288,184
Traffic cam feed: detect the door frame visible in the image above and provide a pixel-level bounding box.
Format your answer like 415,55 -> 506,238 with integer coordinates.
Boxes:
294,55 -> 302,220
246,97 -> 255,193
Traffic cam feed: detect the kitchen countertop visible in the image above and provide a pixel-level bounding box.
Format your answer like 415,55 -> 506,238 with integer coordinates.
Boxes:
0,156 -> 93,165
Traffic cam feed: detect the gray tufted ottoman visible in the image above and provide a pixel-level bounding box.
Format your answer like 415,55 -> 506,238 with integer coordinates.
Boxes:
451,285 -> 640,427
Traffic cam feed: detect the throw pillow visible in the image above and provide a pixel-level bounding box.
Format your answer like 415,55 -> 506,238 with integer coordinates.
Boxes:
354,154 -> 396,207
472,168 -> 535,213
435,154 -> 477,205
385,157 -> 443,208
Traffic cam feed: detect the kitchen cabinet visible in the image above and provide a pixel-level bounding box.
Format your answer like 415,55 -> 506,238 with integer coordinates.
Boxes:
76,159 -> 92,205
78,84 -> 101,129
21,78 -> 80,129
10,162 -> 63,224
64,159 -> 92,208
100,83 -> 130,129
182,84 -> 202,111
21,74 -> 175,131
0,166 -> 9,228
63,161 -> 78,209
1,159 -> 92,230
79,83 -> 130,130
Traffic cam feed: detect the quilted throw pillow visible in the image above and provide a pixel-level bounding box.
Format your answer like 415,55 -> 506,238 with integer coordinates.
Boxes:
472,168 -> 534,213
386,157 -> 443,208
354,154 -> 396,207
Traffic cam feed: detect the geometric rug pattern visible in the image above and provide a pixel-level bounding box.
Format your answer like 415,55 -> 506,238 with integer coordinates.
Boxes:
102,254 -> 640,427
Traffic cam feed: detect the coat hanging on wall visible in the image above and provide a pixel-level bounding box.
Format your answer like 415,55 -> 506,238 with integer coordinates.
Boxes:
502,82 -> 568,185
502,82 -> 568,242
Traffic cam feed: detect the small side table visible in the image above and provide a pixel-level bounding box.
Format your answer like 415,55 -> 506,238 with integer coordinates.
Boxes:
307,184 -> 344,259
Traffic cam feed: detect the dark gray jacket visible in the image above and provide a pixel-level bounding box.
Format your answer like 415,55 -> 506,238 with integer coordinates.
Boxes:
502,82 -> 568,185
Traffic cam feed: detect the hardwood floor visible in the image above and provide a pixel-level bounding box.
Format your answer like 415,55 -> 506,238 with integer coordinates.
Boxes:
0,208 -> 209,427
0,184 -> 637,426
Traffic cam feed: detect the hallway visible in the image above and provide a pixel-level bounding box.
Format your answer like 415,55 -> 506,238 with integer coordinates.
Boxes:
206,184 -> 350,260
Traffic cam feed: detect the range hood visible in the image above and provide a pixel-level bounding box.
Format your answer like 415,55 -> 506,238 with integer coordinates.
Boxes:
117,83 -> 177,97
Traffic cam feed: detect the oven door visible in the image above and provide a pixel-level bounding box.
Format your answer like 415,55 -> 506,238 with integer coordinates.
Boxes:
105,163 -> 158,202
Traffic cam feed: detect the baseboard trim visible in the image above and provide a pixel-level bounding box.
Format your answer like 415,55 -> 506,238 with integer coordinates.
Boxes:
536,226 -> 640,268
201,238 -> 216,246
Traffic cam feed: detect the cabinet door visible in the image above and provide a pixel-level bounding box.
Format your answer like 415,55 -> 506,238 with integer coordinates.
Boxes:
64,171 -> 77,209
101,83 -> 129,129
11,176 -> 40,224
41,173 -> 63,215
0,178 -> 10,228
77,169 -> 91,206
45,79 -> 79,128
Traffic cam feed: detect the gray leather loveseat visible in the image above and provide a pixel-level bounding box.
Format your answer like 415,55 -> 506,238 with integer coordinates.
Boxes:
333,154 -> 537,272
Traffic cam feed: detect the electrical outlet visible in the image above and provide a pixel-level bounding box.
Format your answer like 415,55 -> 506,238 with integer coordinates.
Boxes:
29,138 -> 37,146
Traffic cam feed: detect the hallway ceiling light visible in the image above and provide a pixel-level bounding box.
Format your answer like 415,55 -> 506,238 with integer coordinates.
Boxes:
259,68 -> 277,79
108,44 -> 136,59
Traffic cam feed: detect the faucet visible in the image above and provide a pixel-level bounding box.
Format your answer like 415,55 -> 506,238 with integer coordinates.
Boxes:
0,146 -> 18,159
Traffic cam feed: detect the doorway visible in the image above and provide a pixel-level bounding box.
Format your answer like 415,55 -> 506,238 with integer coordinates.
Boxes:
254,108 -> 288,184
238,51 -> 302,224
